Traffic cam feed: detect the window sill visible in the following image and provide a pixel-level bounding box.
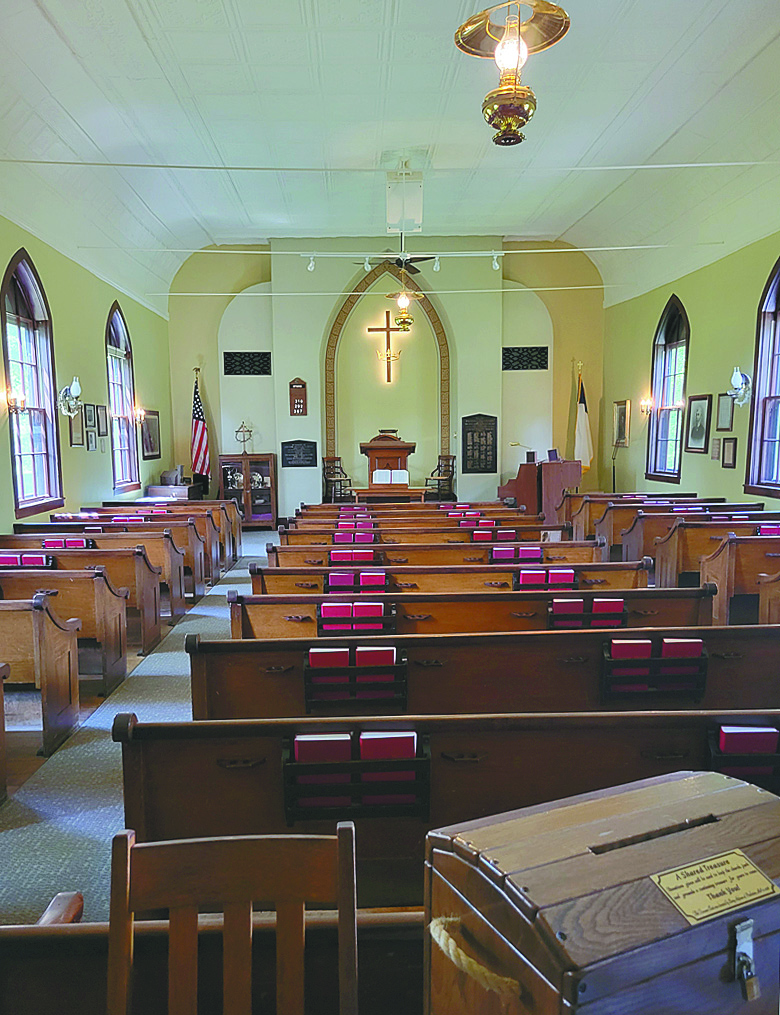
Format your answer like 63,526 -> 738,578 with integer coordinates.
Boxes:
113,483 -> 141,494
14,497 -> 65,520
644,471 -> 681,485
744,483 -> 780,500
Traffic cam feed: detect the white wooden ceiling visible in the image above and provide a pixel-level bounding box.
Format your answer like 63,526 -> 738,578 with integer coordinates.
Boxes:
1,0 -> 780,316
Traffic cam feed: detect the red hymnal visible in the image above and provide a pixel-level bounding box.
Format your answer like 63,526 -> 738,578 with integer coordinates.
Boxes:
351,549 -> 374,561
719,725 -> 778,776
548,569 -> 575,585
353,602 -> 383,631
591,598 -> 624,628
355,645 -> 396,698
360,731 -> 417,802
492,547 -> 515,561
359,571 -> 385,586
478,519 -> 496,527
294,733 -> 351,805
333,532 -> 353,544
320,603 -> 353,632
610,639 -> 652,683
328,573 -> 354,588
518,546 -> 542,560
309,647 -> 350,668
354,532 -> 374,543
518,570 -> 546,585
496,529 -> 516,540
472,530 -> 492,541
551,598 -> 584,628
660,637 -> 703,676
337,522 -> 355,529
330,550 -> 353,562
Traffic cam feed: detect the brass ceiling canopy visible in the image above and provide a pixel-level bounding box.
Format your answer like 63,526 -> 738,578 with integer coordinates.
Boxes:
455,1 -> 570,146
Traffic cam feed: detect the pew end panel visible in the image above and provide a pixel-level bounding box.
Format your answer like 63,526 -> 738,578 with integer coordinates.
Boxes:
0,662 -> 7,803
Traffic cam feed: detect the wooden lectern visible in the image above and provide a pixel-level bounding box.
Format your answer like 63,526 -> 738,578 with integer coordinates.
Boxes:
359,431 -> 416,489
498,459 -> 581,519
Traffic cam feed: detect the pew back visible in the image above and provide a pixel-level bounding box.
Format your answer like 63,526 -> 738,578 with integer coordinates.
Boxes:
279,523 -> 571,546
700,535 -> 780,624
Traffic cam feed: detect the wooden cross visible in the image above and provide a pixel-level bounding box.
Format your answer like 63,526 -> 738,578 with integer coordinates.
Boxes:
367,310 -> 404,383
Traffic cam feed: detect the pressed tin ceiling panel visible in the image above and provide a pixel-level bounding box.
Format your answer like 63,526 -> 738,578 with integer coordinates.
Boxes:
0,0 -> 779,314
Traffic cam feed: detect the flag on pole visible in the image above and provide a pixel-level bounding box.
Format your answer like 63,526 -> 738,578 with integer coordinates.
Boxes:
191,375 -> 211,478
575,373 -> 594,472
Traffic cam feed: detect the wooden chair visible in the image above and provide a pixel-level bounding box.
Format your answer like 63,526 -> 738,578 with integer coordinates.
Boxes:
107,823 -> 358,1015
425,455 -> 455,501
322,458 -> 353,503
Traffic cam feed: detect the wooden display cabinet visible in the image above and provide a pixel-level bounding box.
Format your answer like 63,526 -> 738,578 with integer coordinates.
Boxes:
218,453 -> 278,529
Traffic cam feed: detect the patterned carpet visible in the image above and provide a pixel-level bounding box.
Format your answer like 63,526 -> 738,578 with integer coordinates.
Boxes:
0,531 -> 269,924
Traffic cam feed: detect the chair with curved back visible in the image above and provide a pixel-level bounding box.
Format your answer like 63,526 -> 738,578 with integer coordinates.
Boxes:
322,457 -> 353,503
107,822 -> 358,1015
425,455 -> 456,501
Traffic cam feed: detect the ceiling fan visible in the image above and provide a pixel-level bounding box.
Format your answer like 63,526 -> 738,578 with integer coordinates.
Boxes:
356,233 -> 435,275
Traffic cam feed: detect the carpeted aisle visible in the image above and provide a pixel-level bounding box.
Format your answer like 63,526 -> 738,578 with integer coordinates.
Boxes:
0,531 -> 269,924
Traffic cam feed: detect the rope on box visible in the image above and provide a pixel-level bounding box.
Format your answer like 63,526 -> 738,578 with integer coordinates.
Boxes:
429,916 -> 519,1000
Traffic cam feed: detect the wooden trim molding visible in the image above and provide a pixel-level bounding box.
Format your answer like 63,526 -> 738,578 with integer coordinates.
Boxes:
324,261 -> 450,458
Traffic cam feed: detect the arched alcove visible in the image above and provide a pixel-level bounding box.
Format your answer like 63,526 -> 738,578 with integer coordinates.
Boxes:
324,261 -> 450,460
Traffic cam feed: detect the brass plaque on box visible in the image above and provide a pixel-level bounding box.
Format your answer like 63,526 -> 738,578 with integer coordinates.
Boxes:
651,849 -> 780,926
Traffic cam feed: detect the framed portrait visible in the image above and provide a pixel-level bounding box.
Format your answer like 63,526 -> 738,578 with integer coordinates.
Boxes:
140,409 -> 161,460
86,430 -> 97,452
96,404 -> 108,437
684,394 -> 712,453
722,437 -> 737,469
84,403 -> 96,429
716,393 -> 734,432
613,400 -> 630,447
69,407 -> 84,447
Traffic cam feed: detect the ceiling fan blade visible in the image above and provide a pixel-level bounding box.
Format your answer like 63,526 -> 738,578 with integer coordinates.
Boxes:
408,256 -> 435,265
405,263 -> 421,275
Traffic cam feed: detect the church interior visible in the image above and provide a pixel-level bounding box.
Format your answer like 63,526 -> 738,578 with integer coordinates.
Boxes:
3,0 -> 780,1011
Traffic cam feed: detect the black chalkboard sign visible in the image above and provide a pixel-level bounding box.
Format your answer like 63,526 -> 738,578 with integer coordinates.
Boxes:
461,414 -> 497,474
281,439 -> 318,468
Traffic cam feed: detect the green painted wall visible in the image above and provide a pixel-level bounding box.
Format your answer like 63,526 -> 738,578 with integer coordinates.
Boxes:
0,213 -> 172,530
602,229 -> 780,500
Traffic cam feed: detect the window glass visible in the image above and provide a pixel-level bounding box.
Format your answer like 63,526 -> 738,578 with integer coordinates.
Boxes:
747,265 -> 780,492
646,297 -> 689,482
106,306 -> 139,489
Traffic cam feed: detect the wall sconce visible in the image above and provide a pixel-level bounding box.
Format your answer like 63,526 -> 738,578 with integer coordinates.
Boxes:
7,388 -> 26,413
728,366 -> 752,406
640,397 -> 654,415
57,377 -> 83,417
134,405 -> 146,425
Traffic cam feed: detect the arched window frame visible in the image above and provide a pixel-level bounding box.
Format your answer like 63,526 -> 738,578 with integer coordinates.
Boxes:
105,303 -> 140,492
746,256 -> 780,497
645,295 -> 690,484
1,249 -> 64,517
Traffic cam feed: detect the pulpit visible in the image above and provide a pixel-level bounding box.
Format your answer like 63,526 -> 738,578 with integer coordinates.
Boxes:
359,431 -> 416,489
499,459 -> 581,519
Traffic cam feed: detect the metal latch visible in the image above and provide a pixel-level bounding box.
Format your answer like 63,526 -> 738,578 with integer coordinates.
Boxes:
733,919 -> 760,1002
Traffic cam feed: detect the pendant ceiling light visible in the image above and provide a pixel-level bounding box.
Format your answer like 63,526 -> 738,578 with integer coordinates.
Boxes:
386,267 -> 422,332
455,1 -> 570,146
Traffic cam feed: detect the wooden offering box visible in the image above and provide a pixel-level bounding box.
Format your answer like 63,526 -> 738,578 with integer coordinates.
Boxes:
425,771 -> 780,1014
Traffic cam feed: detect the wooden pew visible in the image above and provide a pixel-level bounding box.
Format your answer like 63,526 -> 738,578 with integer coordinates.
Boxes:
226,585 -> 716,640
189,621 -> 777,719
594,501 -> 764,560
94,503 -> 229,574
122,497 -> 244,560
622,510 -> 780,563
267,539 -> 606,569
0,568 -> 128,696
0,662 -> 6,803
0,909 -> 423,1015
0,539 -> 161,655
571,495 -> 713,539
555,492 -> 698,526
279,523 -> 572,546
51,513 -> 210,592
0,594 -> 80,755
8,530 -> 186,620
113,708 -> 780,907
298,499 -> 509,514
292,510 -> 531,528
654,521 -> 780,589
759,570 -> 780,623
250,559 -> 652,595
700,534 -> 780,624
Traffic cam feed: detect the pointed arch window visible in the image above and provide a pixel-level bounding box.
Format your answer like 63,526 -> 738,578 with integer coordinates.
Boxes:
645,296 -> 689,483
1,250 -> 63,517
106,304 -> 139,491
746,258 -> 780,495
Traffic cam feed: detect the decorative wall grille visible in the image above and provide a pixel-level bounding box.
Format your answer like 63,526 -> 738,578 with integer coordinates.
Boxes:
223,351 -> 272,375
502,346 -> 548,371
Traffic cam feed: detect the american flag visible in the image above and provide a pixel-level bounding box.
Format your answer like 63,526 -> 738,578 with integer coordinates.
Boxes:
191,377 -> 210,477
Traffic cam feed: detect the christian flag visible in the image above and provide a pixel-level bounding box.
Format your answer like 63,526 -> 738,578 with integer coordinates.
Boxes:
191,377 -> 211,478
575,374 -> 594,472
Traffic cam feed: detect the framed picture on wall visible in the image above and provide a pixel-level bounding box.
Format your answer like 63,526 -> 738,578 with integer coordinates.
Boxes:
684,394 -> 712,453
84,403 -> 96,429
140,410 -> 161,460
722,437 -> 737,469
716,393 -> 734,432
96,404 -> 108,437
69,407 -> 84,447
613,400 -> 630,447
86,430 -> 97,452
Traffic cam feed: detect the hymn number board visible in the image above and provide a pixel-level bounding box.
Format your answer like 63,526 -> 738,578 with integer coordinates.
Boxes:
461,413 -> 497,473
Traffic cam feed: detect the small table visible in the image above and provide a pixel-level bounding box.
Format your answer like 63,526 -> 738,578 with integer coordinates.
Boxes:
352,486 -> 427,503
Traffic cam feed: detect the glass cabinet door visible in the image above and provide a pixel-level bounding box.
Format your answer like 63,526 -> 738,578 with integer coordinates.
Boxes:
248,459 -> 272,523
